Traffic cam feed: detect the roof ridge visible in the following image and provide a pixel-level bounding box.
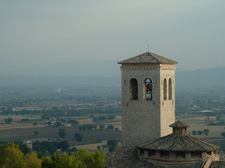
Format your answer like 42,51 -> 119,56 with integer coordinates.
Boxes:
138,134 -> 219,152
170,120 -> 190,128
187,135 -> 219,150
118,52 -> 178,64
148,52 -> 162,63
185,135 -> 206,151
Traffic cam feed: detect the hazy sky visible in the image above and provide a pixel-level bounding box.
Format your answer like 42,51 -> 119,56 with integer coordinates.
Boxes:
1,0 -> 225,73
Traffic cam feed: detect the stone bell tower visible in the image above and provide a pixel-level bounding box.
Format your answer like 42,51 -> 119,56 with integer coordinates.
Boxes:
118,52 -> 178,146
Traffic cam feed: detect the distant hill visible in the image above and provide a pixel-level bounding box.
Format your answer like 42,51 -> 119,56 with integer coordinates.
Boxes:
0,76 -> 120,88
0,61 -> 225,88
176,66 -> 225,88
0,60 -> 120,77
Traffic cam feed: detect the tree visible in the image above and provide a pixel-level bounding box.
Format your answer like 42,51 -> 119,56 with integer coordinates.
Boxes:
55,121 -> 63,127
33,122 -> 38,126
0,144 -> 7,166
18,144 -> 31,155
57,141 -> 70,151
32,141 -> 57,155
192,130 -> 197,135
78,126 -> 84,131
101,145 -> 108,150
207,121 -> 217,126
4,118 -> 13,124
42,149 -> 105,168
69,147 -> 77,153
97,146 -> 101,150
203,129 -> 209,136
74,133 -> 83,142
99,116 -> 107,121
74,149 -> 105,168
216,115 -> 221,121
219,119 -> 225,125
107,115 -> 116,120
3,143 -> 26,168
198,130 -> 203,135
34,131 -> 38,137
41,156 -> 55,168
69,119 -> 79,126
107,125 -> 114,130
41,114 -> 51,120
79,124 -> 96,131
58,128 -> 66,138
47,121 -> 51,126
90,115 -> 95,118
221,132 -> 225,138
25,152 -> 41,168
93,117 -> 99,122
99,125 -> 105,130
107,140 -> 118,152
21,119 -> 29,123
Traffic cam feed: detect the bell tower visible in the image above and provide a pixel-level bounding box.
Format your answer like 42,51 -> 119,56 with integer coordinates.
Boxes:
118,52 -> 178,146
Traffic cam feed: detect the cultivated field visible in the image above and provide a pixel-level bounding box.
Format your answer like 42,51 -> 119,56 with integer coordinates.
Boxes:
178,114 -> 225,138
0,114 -> 122,147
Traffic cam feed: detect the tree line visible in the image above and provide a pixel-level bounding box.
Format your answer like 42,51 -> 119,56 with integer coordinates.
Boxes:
0,142 -> 105,168
192,129 -> 209,136
1,106 -> 121,117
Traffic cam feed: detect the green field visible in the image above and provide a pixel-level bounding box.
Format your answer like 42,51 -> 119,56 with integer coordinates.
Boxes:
0,114 -> 122,148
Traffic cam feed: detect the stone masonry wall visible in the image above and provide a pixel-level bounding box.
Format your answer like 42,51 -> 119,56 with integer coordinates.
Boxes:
160,64 -> 176,136
120,64 -> 176,145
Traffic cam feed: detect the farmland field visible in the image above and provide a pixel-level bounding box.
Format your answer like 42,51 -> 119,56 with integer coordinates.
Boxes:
0,114 -> 122,145
1,86 -> 225,151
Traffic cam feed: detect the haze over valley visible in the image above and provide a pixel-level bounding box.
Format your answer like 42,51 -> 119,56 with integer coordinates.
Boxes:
0,60 -> 225,88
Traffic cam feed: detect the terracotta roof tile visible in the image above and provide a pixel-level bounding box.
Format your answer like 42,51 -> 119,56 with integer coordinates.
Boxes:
210,161 -> 225,168
105,145 -> 206,168
138,133 -> 219,152
170,120 -> 190,128
118,52 -> 178,64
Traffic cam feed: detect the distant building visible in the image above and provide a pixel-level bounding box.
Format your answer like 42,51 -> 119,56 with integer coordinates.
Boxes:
23,140 -> 32,149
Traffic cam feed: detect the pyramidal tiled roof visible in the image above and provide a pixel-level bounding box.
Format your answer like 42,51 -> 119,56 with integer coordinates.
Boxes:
138,121 -> 219,152
118,52 -> 178,64
170,120 -> 190,128
138,133 -> 219,152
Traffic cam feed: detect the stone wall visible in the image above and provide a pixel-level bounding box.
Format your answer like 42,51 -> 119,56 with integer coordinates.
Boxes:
160,64 -> 176,136
120,64 -> 176,145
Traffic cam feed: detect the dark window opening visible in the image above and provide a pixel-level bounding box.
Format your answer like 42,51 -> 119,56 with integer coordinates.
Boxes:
144,78 -> 152,100
130,78 -> 138,100
163,78 -> 167,100
169,78 -> 172,100
175,152 -> 185,158
160,151 -> 169,158
207,151 -> 212,155
148,150 -> 155,157
140,149 -> 144,155
191,152 -> 202,158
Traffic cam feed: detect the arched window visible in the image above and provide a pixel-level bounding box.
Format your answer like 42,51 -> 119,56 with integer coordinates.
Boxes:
163,78 -> 167,100
144,78 -> 152,100
169,78 -> 172,100
130,78 -> 138,100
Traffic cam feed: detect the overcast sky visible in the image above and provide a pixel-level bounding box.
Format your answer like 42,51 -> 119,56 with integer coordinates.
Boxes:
1,0 -> 225,73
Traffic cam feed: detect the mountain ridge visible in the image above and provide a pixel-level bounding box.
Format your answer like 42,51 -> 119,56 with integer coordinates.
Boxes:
0,61 -> 224,88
